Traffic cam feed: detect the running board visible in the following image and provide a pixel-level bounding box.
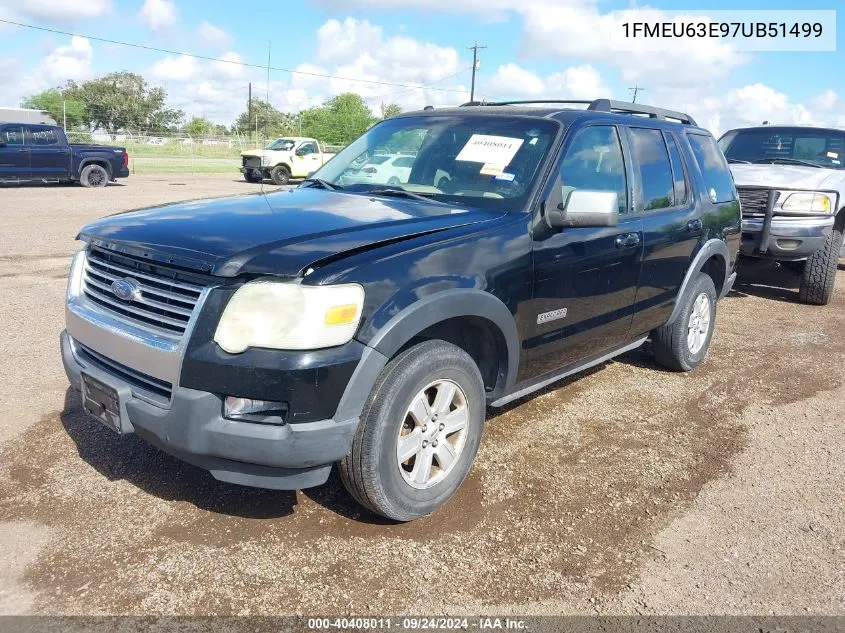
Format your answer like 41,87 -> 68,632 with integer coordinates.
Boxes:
489,336 -> 648,408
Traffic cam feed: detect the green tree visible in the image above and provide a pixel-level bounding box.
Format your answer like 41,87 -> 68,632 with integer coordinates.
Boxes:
234,99 -> 294,138
184,116 -> 213,137
66,72 -> 184,136
380,102 -> 402,119
300,93 -> 377,145
21,88 -> 87,129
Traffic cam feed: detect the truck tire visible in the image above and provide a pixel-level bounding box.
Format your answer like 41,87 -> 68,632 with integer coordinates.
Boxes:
243,169 -> 263,183
270,165 -> 291,186
80,164 -> 109,188
798,228 -> 840,305
652,272 -> 717,372
339,340 -> 485,521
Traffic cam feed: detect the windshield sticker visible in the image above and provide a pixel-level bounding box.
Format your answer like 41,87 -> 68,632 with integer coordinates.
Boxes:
494,172 -> 516,182
456,134 -> 524,165
479,163 -> 506,176
827,151 -> 839,159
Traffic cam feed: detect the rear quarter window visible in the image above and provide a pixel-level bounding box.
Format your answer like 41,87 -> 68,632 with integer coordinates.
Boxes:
688,133 -> 736,203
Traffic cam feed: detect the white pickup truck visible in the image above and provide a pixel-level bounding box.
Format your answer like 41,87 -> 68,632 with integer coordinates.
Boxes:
720,124 -> 845,305
240,137 -> 335,185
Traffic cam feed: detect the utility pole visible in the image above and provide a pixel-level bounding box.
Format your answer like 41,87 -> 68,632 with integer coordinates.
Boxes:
265,41 -> 271,142
629,86 -> 644,103
62,100 -> 67,132
468,41 -> 487,103
247,82 -> 252,142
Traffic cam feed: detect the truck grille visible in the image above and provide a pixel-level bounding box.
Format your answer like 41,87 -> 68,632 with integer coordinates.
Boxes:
82,247 -> 207,338
75,341 -> 172,406
737,188 -> 780,219
243,156 -> 261,169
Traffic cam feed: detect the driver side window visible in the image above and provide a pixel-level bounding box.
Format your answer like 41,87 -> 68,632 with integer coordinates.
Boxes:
560,125 -> 628,214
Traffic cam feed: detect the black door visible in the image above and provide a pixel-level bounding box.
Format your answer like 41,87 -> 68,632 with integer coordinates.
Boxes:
26,125 -> 70,180
525,124 -> 643,380
0,125 -> 30,180
627,128 -> 701,335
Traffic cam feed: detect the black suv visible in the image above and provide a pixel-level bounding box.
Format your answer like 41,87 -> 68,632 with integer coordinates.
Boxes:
61,99 -> 740,520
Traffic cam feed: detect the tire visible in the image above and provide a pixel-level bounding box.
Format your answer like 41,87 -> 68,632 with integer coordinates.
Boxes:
270,165 -> 291,186
798,229 -> 840,305
244,169 -> 263,183
80,164 -> 109,188
652,272 -> 717,372
339,340 -> 486,521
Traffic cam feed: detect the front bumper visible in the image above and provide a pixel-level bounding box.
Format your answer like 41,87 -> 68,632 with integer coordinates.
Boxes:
741,216 -> 834,259
61,330 -> 362,489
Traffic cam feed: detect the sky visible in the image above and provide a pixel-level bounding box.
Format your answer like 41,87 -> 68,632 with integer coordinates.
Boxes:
0,0 -> 843,135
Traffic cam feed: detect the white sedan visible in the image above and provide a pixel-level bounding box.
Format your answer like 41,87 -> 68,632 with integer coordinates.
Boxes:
340,154 -> 415,186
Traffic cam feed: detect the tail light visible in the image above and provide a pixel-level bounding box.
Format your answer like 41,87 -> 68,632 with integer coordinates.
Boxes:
122,151 -> 129,169
362,167 -> 377,174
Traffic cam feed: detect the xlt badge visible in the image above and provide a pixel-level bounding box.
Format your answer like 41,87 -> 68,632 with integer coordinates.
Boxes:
537,307 -> 568,324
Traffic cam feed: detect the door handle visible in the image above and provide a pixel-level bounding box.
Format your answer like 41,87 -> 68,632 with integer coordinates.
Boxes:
686,218 -> 703,232
615,233 -> 641,249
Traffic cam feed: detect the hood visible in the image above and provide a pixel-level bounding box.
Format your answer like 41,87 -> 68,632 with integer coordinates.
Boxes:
730,164 -> 840,190
78,188 -> 504,277
240,149 -> 285,158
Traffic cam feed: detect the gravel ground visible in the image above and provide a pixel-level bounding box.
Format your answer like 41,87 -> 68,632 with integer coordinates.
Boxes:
0,175 -> 842,616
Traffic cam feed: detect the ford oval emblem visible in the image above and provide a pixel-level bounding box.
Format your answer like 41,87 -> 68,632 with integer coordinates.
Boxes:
111,278 -> 139,302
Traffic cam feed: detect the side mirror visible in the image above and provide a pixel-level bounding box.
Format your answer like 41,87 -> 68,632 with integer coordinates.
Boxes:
545,189 -> 619,229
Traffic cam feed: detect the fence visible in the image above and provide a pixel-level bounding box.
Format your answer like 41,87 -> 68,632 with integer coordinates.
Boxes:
65,132 -> 347,176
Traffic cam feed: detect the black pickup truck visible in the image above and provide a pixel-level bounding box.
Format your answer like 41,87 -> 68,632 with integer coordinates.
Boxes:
61,99 -> 740,520
0,123 -> 129,187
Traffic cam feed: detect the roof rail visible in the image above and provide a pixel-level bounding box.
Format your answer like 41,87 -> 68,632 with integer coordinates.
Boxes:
459,98 -> 697,126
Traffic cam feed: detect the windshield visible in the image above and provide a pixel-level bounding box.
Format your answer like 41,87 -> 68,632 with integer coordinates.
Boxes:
266,138 -> 296,151
720,127 -> 845,169
311,114 -> 560,210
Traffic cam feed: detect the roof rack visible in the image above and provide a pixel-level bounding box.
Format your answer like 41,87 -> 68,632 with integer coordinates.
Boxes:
459,98 -> 697,126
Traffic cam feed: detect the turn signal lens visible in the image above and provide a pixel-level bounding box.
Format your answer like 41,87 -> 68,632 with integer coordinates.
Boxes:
325,304 -> 359,326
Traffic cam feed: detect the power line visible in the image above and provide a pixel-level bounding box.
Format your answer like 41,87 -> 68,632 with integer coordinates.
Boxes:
0,18 -> 473,95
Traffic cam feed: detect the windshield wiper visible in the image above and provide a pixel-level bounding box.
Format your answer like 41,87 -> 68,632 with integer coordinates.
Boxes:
752,157 -> 823,168
727,158 -> 752,164
365,187 -> 433,202
301,178 -> 344,190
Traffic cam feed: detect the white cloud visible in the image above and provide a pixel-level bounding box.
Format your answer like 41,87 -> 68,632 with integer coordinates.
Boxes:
810,89 -> 838,112
139,0 -> 177,31
198,21 -> 232,50
4,37 -> 94,106
149,54 -> 199,82
0,0 -> 111,24
487,63 -> 606,101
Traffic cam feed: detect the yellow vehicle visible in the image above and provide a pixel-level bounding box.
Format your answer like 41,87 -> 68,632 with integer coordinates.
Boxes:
240,137 -> 335,185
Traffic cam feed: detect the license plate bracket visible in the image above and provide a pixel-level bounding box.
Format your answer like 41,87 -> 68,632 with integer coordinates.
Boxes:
81,372 -> 123,434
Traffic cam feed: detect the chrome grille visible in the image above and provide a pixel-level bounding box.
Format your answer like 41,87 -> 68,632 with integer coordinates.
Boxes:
82,248 -> 207,338
737,188 -> 779,219
75,341 -> 172,406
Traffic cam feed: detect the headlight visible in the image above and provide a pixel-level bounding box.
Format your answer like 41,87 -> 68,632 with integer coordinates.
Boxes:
214,281 -> 364,353
781,192 -> 832,214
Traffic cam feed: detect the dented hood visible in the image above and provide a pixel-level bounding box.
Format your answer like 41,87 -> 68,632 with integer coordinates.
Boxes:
78,188 -> 503,277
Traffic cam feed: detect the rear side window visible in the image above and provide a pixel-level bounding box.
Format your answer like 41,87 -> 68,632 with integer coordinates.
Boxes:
688,133 -> 736,203
664,133 -> 688,206
29,127 -> 59,146
629,127 -> 674,211
1,126 -> 24,145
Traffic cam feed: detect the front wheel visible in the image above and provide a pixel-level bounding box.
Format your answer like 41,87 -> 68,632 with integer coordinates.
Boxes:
799,228 -> 841,305
339,340 -> 486,521
652,272 -> 717,372
270,165 -> 291,185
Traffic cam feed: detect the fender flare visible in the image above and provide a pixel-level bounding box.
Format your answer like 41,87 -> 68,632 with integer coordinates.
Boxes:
666,238 -> 730,325
366,288 -> 521,394
78,158 -> 112,180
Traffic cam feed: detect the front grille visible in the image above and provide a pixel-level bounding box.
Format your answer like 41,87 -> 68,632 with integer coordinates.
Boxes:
82,247 -> 208,338
737,188 -> 780,218
75,342 -> 172,406
243,156 -> 261,169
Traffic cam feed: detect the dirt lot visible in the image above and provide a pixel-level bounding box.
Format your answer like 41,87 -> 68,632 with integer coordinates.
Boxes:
0,175 -> 842,615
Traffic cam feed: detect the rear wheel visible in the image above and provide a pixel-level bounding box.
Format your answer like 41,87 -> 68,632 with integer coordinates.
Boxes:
339,340 -> 485,521
799,228 -> 840,305
652,272 -> 717,372
270,165 -> 291,185
80,164 -> 109,188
